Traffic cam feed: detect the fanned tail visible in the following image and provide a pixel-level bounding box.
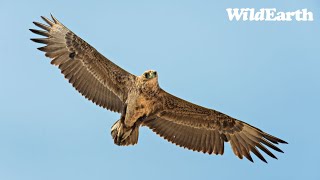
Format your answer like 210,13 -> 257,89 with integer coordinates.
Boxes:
111,120 -> 139,146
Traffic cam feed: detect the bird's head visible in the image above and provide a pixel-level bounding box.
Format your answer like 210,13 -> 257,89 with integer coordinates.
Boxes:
142,70 -> 158,80
139,70 -> 159,95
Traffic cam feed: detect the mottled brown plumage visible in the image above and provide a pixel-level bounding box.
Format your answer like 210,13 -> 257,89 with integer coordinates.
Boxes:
30,15 -> 287,163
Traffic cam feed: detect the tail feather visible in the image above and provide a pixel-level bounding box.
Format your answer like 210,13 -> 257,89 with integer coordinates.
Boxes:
111,120 -> 139,146
121,126 -> 139,146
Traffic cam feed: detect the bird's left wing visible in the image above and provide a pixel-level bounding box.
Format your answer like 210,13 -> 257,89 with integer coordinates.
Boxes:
30,15 -> 136,113
143,89 -> 287,163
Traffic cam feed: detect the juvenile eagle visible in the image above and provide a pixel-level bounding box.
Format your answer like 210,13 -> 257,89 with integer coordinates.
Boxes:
30,15 -> 287,163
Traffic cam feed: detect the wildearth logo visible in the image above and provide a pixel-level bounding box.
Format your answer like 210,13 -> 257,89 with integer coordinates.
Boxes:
226,8 -> 314,21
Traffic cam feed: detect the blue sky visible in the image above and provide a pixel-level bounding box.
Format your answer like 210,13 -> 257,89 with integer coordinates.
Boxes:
1,0 -> 319,179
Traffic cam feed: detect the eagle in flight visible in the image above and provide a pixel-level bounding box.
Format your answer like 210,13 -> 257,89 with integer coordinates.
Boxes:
30,15 -> 287,163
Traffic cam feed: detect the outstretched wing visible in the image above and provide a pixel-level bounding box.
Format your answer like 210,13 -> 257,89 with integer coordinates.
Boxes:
30,15 -> 136,113
143,89 -> 287,163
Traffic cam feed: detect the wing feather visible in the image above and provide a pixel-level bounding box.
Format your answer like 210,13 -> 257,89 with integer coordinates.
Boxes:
143,89 -> 287,163
31,15 -> 136,112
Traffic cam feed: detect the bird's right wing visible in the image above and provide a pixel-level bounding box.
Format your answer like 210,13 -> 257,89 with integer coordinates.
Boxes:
30,15 -> 136,113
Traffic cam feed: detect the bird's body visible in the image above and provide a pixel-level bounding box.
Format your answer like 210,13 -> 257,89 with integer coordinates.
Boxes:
111,71 -> 161,145
30,15 -> 287,163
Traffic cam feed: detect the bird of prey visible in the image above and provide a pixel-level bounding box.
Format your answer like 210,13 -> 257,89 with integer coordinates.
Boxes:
30,15 -> 287,163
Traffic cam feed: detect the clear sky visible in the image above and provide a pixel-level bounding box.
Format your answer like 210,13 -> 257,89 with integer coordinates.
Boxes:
1,0 -> 319,179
